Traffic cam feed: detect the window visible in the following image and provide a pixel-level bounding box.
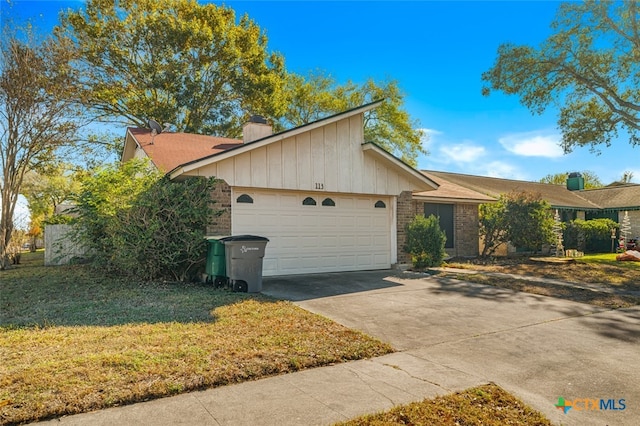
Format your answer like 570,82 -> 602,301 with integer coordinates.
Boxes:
236,194 -> 253,204
302,197 -> 317,206
374,200 -> 386,208
322,198 -> 335,206
424,203 -> 454,249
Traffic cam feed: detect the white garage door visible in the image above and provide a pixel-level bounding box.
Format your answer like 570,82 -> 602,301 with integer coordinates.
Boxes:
232,190 -> 393,276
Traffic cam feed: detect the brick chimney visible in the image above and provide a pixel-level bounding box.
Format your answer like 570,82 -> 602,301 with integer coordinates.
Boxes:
242,115 -> 272,143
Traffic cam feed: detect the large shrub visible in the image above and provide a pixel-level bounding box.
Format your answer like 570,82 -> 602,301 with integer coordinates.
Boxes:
479,191 -> 555,257
74,159 -> 161,258
405,214 -> 446,269
107,176 -> 217,281
564,218 -> 618,253
74,160 -> 218,281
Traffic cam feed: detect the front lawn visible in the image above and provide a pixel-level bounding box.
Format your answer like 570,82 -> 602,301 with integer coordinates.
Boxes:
444,253 -> 640,308
336,383 -> 552,426
0,252 -> 393,425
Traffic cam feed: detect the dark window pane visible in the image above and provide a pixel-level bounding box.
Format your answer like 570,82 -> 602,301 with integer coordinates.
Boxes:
236,194 -> 253,203
302,197 -> 317,206
424,203 -> 454,249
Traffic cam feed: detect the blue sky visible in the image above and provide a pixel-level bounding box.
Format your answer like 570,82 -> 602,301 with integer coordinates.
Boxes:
3,0 -> 639,185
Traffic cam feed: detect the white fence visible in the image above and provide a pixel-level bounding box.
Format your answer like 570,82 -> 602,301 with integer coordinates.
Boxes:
44,224 -> 88,266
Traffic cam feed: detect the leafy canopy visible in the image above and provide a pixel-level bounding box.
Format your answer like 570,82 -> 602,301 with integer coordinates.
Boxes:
56,0 -> 287,136
279,71 -> 426,166
482,1 -> 640,153
479,191 -> 555,257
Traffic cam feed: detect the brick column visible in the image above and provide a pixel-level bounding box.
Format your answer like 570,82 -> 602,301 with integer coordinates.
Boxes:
396,191 -> 415,264
455,203 -> 480,257
207,180 -> 232,236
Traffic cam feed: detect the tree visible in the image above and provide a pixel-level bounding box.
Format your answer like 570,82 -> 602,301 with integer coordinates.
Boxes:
479,191 -> 555,257
55,0 -> 287,137
279,71 -> 426,166
482,1 -> 640,153
479,201 -> 507,257
620,171 -> 634,183
504,191 -> 555,251
539,170 -> 603,189
21,164 -> 84,249
0,31 -> 81,269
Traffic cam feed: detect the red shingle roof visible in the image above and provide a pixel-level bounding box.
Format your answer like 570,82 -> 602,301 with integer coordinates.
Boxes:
127,127 -> 242,173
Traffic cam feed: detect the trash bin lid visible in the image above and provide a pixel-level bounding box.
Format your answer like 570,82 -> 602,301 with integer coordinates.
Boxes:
220,235 -> 269,242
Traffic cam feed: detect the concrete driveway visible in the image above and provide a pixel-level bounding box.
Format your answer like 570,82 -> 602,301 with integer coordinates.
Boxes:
263,270 -> 640,426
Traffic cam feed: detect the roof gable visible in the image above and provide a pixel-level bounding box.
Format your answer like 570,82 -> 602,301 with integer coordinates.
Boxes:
169,100 -> 384,178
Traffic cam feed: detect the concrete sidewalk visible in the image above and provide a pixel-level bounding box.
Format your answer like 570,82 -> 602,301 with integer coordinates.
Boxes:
39,351 -> 481,426
39,270 -> 640,426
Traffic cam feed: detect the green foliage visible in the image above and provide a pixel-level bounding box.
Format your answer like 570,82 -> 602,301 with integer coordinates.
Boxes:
74,159 -> 161,258
56,0 -> 286,136
539,170 -> 603,189
479,201 -> 507,257
74,159 -> 217,281
404,215 -> 446,269
279,71 -> 426,166
107,176 -> 217,281
479,191 -> 555,257
504,191 -> 555,251
482,1 -> 640,153
565,218 -> 618,252
44,214 -> 74,225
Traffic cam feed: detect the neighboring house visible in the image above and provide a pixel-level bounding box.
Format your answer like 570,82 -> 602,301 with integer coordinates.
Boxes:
121,101 -> 438,276
416,170 -> 640,256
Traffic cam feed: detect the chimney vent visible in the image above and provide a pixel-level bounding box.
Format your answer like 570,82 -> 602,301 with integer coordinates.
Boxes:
243,115 -> 272,143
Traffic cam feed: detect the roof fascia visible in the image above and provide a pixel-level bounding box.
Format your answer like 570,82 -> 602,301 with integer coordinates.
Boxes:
169,100 -> 384,180
121,128 -> 141,163
412,194 -> 495,204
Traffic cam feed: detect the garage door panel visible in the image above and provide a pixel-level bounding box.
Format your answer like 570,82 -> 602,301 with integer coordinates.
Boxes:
232,190 -> 391,276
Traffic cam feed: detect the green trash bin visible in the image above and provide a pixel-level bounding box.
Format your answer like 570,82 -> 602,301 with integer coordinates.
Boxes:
205,237 -> 228,287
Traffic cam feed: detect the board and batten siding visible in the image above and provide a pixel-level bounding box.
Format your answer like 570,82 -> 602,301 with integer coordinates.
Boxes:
186,116 -> 414,196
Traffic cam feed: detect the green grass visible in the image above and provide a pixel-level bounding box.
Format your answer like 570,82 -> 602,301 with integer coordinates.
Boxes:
579,252 -> 640,269
335,383 -> 552,426
0,252 -> 393,425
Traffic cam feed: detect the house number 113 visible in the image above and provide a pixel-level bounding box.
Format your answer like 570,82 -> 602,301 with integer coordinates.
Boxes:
315,183 -> 324,190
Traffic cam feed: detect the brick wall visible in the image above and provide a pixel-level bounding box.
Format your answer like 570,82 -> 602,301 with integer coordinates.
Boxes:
454,203 -> 479,257
207,179 -> 232,236
396,191 -> 415,264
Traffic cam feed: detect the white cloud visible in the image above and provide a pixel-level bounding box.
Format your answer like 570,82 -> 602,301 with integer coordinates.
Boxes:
498,131 -> 564,158
439,142 -> 486,164
480,161 -> 527,180
418,128 -> 442,151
